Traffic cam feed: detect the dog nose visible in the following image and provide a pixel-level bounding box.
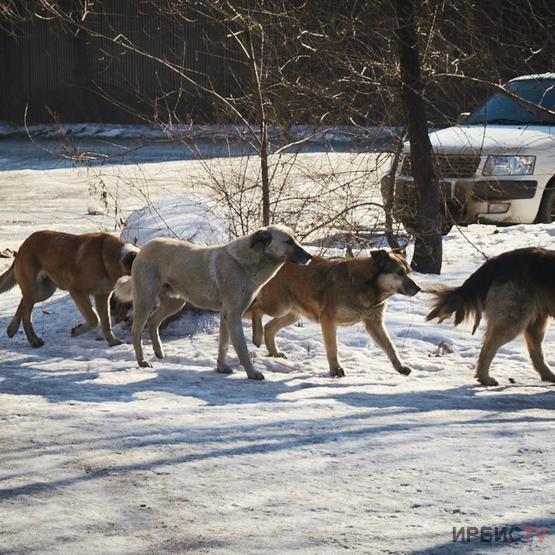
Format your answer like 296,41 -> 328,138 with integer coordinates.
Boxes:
404,279 -> 421,296
301,249 -> 312,263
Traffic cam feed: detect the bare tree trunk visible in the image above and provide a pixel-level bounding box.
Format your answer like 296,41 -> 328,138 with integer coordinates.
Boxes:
394,0 -> 442,274
259,119 -> 270,226
380,131 -> 404,249
247,28 -> 271,226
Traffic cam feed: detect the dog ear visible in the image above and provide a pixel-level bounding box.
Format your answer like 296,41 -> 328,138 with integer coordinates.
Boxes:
370,249 -> 389,267
250,229 -> 272,249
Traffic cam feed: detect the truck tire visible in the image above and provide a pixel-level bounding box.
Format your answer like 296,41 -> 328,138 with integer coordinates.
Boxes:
537,187 -> 555,223
441,222 -> 453,235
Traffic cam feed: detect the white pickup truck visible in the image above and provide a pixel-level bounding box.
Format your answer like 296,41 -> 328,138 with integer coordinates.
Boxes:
394,73 -> 555,231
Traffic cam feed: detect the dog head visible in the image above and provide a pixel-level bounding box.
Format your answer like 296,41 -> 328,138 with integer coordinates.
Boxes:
371,248 -> 421,297
250,225 -> 311,265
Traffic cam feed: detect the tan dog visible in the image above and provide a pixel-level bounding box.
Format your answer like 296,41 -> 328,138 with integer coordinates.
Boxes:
114,225 -> 311,379
427,247 -> 555,386
0,230 -> 138,347
248,250 -> 420,377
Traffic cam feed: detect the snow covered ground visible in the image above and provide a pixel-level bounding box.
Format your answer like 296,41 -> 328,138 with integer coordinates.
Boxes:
0,145 -> 554,554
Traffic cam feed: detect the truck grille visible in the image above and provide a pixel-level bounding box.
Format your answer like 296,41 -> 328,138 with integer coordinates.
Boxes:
400,154 -> 480,178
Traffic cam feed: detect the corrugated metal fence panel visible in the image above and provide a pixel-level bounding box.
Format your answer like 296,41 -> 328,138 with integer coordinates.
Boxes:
0,1 -> 249,123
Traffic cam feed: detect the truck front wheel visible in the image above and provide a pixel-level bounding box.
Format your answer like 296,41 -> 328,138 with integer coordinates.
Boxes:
537,186 -> 555,223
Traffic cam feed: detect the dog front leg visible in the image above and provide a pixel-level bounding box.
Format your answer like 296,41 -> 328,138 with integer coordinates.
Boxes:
223,311 -> 264,380
95,293 -> 124,346
364,318 -> 411,376
320,314 -> 345,377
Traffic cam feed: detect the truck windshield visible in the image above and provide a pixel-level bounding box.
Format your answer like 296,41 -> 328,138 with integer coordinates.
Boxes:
465,78 -> 555,125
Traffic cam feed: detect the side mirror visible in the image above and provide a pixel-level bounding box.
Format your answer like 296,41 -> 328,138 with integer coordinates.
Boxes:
456,112 -> 470,125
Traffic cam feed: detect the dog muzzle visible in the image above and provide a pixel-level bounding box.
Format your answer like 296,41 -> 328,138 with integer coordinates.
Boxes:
290,247 -> 312,265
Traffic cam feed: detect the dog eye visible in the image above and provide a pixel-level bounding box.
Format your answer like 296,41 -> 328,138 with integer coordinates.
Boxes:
397,270 -> 404,276
287,238 -> 294,245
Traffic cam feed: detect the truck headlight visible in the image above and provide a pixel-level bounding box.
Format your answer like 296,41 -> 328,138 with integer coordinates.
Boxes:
482,155 -> 535,176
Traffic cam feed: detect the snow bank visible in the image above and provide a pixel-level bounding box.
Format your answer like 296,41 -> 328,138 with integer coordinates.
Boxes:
0,121 -> 399,147
120,192 -> 230,246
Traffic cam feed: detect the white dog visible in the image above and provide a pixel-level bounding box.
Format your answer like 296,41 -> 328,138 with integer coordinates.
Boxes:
115,225 -> 311,379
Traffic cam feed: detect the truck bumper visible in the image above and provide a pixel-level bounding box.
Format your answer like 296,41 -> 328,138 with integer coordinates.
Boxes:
394,177 -> 543,225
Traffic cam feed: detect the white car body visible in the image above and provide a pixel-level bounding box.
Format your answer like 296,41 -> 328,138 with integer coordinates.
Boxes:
395,74 -> 555,225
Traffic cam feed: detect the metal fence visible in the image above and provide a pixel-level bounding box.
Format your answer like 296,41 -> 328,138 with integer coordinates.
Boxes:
0,1 -> 248,124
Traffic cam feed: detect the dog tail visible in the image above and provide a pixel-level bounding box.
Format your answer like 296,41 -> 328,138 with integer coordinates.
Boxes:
0,262 -> 16,294
426,285 -> 483,334
114,275 -> 134,302
426,258 -> 499,334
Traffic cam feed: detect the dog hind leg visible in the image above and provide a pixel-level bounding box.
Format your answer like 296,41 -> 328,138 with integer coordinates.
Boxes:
7,304 -> 22,338
263,311 -> 300,359
477,285 -> 530,386
251,308 -> 264,348
524,315 -> 555,382
476,320 -> 523,386
15,272 -> 53,347
320,313 -> 345,377
147,293 -> 186,359
34,274 -> 56,302
19,297 -> 44,348
95,292 -> 123,346
131,275 -> 160,368
11,266 -> 56,346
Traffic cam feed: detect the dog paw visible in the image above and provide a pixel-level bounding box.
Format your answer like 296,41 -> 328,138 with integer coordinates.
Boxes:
6,325 -> 17,338
217,364 -> 233,374
330,366 -> 345,378
268,351 -> 287,359
397,365 -> 412,376
248,371 -> 265,380
108,337 -> 125,347
541,374 -> 555,383
30,337 -> 45,348
478,376 -> 499,386
138,360 -> 153,369
71,324 -> 87,337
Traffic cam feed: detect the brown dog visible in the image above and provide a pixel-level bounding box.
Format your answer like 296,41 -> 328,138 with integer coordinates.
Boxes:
248,250 -> 421,377
0,230 -> 138,348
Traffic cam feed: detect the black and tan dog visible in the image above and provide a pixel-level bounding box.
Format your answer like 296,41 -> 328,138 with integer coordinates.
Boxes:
0,230 -> 138,348
427,247 -> 555,386
248,249 -> 421,377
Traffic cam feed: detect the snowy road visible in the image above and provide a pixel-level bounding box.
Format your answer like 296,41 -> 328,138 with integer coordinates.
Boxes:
0,144 -> 554,554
